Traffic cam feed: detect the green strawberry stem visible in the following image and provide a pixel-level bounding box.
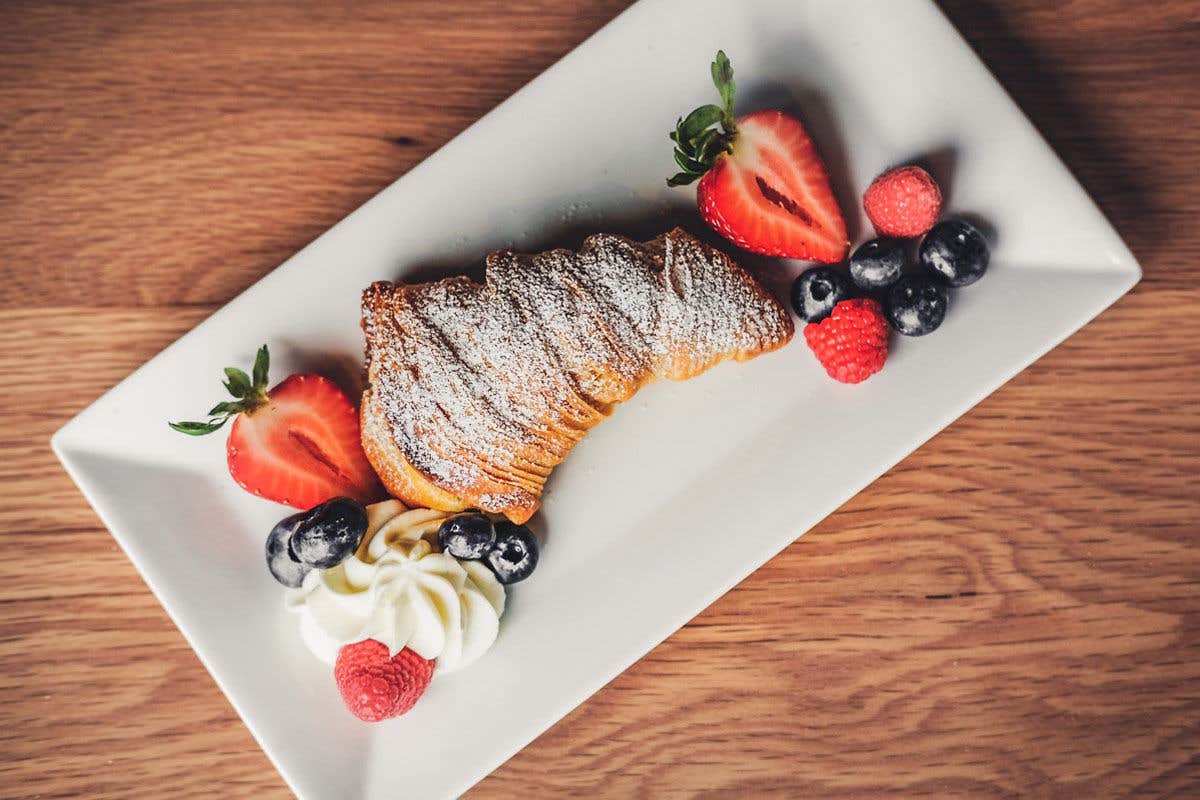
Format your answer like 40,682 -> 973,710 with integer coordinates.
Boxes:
667,50 -> 737,187
169,344 -> 271,435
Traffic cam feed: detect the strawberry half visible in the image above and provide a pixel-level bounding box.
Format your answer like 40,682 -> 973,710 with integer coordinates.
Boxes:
170,345 -> 382,509
668,51 -> 848,262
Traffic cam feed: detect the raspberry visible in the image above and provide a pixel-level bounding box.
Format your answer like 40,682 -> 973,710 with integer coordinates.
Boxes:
334,639 -> 434,722
803,298 -> 889,384
863,165 -> 942,238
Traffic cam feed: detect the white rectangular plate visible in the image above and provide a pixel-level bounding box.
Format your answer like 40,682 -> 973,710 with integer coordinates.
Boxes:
53,0 -> 1140,797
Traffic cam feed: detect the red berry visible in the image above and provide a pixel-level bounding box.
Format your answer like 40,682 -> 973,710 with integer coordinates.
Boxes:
697,111 -> 849,262
863,166 -> 942,238
334,640 -> 434,722
803,298 -> 889,384
227,374 -> 382,509
666,54 -> 847,262
170,345 -> 383,509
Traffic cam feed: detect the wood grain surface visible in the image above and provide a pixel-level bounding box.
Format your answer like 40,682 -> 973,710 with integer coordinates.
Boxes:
2,1 -> 1198,797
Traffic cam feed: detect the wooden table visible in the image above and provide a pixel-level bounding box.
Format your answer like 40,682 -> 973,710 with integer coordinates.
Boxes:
2,1 -> 1197,797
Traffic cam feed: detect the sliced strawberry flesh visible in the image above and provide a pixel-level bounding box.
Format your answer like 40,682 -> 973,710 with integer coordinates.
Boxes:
227,375 -> 380,509
745,115 -> 831,215
754,176 -> 814,225
698,110 -> 848,262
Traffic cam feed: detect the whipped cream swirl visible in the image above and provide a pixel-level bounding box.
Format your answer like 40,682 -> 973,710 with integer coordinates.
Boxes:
285,501 -> 506,672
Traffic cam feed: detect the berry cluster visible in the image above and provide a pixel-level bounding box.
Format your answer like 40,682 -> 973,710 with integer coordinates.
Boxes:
437,513 -> 539,585
267,501 -> 540,721
791,165 -> 991,383
266,497 -> 369,588
266,504 -> 539,589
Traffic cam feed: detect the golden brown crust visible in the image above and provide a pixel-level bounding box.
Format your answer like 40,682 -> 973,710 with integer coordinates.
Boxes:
360,229 -> 793,523
359,396 -> 477,518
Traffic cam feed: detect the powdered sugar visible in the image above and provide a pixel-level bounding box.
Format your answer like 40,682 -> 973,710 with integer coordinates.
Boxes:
361,229 -> 793,517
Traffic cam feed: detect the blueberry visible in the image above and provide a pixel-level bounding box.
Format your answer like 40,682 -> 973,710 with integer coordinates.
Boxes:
849,237 -> 906,291
790,268 -> 852,323
920,219 -> 989,287
438,514 -> 496,560
266,512 -> 310,588
484,521 -> 539,584
289,497 -> 369,569
886,274 -> 949,336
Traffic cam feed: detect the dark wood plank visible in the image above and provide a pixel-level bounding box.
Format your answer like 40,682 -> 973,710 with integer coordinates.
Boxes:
0,0 -> 635,310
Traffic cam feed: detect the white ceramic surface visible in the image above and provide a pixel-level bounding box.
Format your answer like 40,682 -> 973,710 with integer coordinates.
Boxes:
52,0 -> 1140,797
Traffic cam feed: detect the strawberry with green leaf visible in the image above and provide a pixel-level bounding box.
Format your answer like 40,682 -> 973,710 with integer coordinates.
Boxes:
668,51 -> 849,263
171,345 -> 382,509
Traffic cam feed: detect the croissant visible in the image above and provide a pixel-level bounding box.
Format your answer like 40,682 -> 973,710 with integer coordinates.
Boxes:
360,228 -> 794,523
